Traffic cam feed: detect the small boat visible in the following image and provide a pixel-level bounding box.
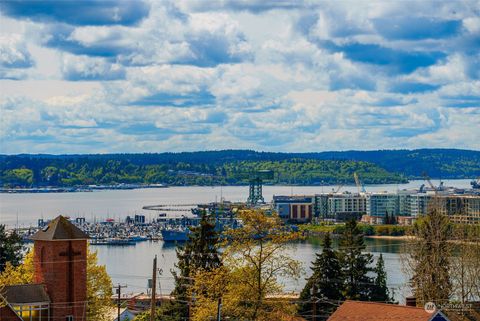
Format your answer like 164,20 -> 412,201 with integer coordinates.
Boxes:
90,238 -> 136,246
128,235 -> 148,242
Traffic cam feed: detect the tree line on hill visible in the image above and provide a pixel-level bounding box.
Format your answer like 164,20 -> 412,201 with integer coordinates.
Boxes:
0,156 -> 406,188
3,148 -> 478,181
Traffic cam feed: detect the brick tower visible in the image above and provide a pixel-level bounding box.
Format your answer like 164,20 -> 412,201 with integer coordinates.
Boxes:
30,215 -> 89,321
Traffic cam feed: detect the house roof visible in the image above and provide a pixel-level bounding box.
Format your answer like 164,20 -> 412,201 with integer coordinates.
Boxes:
328,300 -> 433,321
1,284 -> 50,304
30,215 -> 89,241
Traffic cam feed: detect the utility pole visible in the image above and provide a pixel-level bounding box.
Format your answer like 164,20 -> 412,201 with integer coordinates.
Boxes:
216,297 -> 222,321
150,255 -> 157,321
115,284 -> 127,321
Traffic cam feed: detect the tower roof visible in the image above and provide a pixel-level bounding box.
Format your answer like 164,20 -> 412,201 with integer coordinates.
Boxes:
30,215 -> 89,241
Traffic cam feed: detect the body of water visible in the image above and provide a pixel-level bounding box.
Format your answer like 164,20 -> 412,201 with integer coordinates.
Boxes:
93,237 -> 410,302
1,179 -> 472,303
0,179 -> 473,226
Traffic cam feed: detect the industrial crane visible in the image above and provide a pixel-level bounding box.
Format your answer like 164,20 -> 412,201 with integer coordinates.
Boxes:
353,172 -> 367,194
422,172 -> 438,195
333,184 -> 344,193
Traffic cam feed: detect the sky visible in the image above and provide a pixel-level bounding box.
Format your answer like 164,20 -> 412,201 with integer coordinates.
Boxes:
0,0 -> 479,154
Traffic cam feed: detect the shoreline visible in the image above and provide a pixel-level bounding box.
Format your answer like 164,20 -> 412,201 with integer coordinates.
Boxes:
365,235 -> 415,240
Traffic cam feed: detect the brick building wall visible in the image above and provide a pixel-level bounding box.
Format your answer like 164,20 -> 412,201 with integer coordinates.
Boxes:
34,240 -> 87,321
0,305 -> 22,321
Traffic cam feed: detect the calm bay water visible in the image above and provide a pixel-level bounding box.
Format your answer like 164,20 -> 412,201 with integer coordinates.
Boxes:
93,237 -> 410,302
0,179 -> 472,226
0,179 -> 473,302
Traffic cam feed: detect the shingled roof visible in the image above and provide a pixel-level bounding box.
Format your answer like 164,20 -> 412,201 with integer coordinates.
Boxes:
30,215 -> 89,241
1,284 -> 50,304
328,300 -> 436,321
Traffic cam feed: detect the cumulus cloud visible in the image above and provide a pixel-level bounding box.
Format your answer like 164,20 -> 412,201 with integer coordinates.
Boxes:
0,0 -> 479,153
61,54 -> 125,80
0,35 -> 34,79
0,35 -> 34,68
30,3 -> 252,68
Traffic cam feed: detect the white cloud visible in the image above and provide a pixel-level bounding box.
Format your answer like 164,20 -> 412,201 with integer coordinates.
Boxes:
61,54 -> 125,80
0,0 -> 479,153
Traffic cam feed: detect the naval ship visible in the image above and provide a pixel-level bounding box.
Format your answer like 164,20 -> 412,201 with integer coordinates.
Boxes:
159,202 -> 241,242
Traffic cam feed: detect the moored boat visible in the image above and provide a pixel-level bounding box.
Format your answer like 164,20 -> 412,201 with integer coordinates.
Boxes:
90,238 -> 136,246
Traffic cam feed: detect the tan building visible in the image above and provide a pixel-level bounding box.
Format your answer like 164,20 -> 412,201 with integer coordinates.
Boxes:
437,195 -> 480,224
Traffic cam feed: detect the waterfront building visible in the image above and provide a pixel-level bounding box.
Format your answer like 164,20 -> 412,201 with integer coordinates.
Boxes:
134,214 -> 146,224
314,194 -> 330,219
276,188 -> 480,224
402,193 -> 431,217
437,195 -> 480,224
273,195 -> 314,223
316,193 -> 366,221
366,193 -> 400,217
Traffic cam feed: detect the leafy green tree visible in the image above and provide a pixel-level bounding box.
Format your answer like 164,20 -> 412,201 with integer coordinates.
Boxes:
298,233 -> 344,320
147,211 -> 222,320
339,219 -> 374,300
86,248 -> 114,321
190,210 -> 301,321
370,254 -> 394,302
2,168 -> 34,187
0,225 -> 24,272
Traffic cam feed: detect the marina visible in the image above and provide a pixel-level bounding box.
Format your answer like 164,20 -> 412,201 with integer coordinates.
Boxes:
19,200 -> 244,243
1,180 -> 474,227
0,180 -> 475,303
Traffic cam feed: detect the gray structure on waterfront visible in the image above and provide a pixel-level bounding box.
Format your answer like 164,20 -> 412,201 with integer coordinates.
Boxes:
366,193 -> 400,217
315,193 -> 366,220
274,188 -> 480,224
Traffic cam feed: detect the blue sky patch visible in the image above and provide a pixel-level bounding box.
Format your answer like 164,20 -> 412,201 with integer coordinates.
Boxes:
129,91 -> 216,108
374,17 -> 462,40
0,0 -> 149,26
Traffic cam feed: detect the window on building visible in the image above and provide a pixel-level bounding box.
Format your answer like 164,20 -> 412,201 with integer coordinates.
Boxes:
291,205 -> 298,219
12,303 -> 49,321
66,316 -> 74,321
300,205 -> 306,219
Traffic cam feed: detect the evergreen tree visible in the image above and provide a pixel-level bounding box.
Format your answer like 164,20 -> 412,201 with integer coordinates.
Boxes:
370,254 -> 394,302
0,225 -> 24,272
298,233 -> 344,320
162,211 -> 222,320
339,219 -> 374,300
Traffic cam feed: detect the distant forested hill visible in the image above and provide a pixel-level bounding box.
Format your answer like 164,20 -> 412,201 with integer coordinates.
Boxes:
301,149 -> 480,179
0,149 -> 478,188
